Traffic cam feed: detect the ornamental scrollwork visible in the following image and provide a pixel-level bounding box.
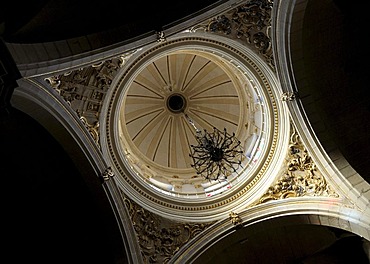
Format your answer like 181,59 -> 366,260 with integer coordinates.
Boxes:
258,125 -> 339,204
122,195 -> 215,263
281,91 -> 297,101
101,167 -> 115,181
44,51 -> 137,148
190,0 -> 274,69
78,111 -> 100,148
229,211 -> 243,227
156,31 -> 166,42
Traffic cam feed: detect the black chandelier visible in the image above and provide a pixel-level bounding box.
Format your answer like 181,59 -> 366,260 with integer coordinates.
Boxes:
184,113 -> 244,181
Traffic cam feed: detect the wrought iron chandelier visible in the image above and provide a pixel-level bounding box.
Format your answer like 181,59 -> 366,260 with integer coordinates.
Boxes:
184,113 -> 244,181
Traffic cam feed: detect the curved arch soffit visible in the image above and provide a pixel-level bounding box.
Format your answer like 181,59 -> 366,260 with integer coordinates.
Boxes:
170,198 -> 370,263
10,79 -> 136,261
271,0 -> 370,210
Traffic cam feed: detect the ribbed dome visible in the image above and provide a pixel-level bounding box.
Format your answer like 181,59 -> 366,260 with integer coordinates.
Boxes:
116,42 -> 269,198
122,52 -> 241,170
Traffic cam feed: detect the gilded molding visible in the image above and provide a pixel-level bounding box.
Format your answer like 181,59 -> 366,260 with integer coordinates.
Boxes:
229,211 -> 243,227
122,193 -> 215,263
190,0 -> 274,69
257,124 -> 339,204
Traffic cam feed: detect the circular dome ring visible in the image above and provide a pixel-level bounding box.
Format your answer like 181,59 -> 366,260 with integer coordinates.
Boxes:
166,93 -> 187,113
102,34 -> 288,221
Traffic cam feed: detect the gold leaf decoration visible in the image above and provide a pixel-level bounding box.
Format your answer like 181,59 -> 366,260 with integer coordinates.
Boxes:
258,124 -> 339,204
191,0 -> 274,69
229,211 -> 243,227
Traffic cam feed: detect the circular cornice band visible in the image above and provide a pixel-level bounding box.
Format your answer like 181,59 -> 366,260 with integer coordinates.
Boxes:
102,34 -> 287,221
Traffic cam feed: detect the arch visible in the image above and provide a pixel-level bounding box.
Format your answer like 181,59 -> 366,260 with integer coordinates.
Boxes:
4,0 -> 239,79
171,198 -> 370,263
271,0 -> 370,211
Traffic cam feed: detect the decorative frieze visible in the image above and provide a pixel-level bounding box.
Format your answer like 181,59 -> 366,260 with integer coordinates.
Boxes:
122,195 -> 215,263
257,124 -> 339,204
190,0 -> 274,69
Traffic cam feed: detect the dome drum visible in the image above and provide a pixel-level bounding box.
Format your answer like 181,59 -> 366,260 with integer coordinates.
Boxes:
103,34 -> 286,220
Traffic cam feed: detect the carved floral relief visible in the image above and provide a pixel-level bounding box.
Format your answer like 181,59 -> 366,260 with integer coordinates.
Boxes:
122,195 -> 215,263
258,124 -> 339,204
191,0 -> 275,69
44,53 -> 135,147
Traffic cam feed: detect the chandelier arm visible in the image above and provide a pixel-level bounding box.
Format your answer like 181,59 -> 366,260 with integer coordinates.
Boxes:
215,128 -> 223,147
222,128 -> 228,145
205,162 -> 217,178
221,133 -> 234,148
192,149 -> 210,155
223,142 -> 243,152
195,161 -> 209,173
194,158 -> 210,168
223,151 -> 242,158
